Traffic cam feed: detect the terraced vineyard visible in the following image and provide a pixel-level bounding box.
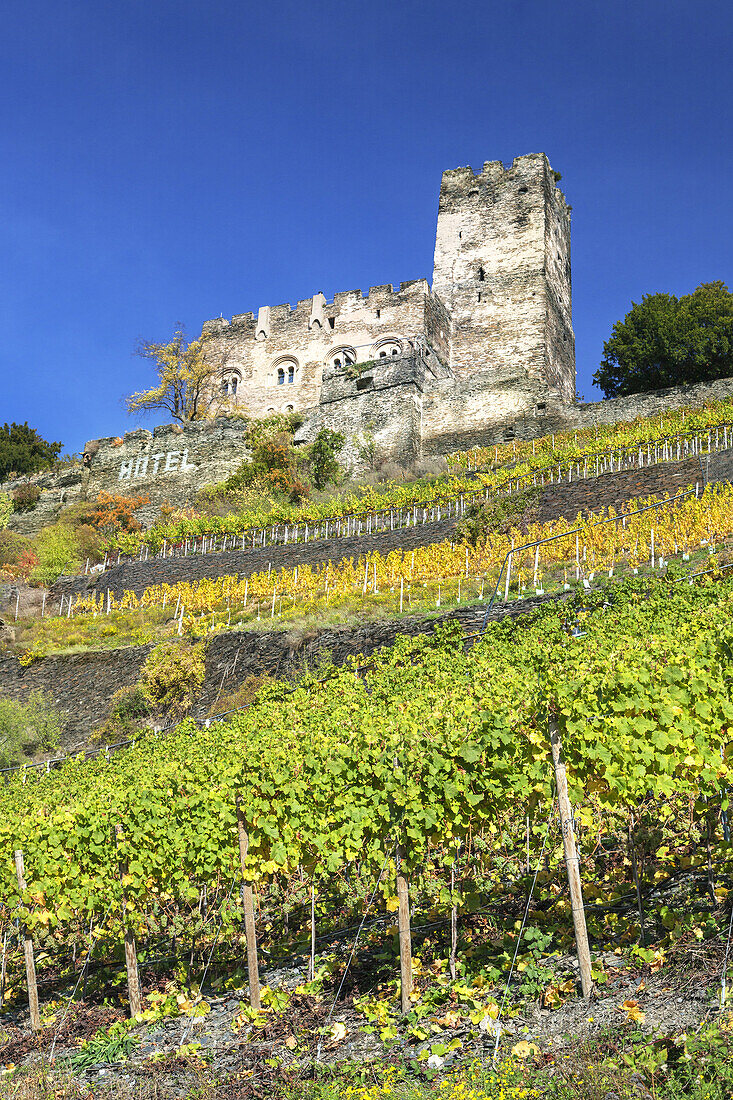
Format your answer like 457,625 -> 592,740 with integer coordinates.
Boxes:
109,395 -> 733,560
4,404 -> 733,1098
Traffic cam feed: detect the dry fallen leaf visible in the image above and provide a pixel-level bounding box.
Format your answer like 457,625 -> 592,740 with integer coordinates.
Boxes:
649,952 -> 665,974
620,999 -> 646,1024
284,1035 -> 297,1050
330,1022 -> 347,1042
439,1010 -> 462,1028
512,1040 -> 540,1059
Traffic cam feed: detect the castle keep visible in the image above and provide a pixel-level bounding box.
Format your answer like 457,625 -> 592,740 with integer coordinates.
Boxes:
199,153 -> 576,465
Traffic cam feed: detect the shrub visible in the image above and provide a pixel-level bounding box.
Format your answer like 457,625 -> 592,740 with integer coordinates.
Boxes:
140,641 -> 206,716
0,492 -> 11,530
12,484 -> 40,512
221,415 -> 310,503
0,530 -> 35,574
308,429 -> 345,491
74,523 -> 105,566
0,690 -> 62,768
60,492 -> 148,537
93,684 -> 153,744
30,524 -> 83,584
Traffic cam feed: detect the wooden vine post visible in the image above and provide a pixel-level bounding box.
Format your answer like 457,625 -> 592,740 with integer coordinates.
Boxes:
396,844 -> 412,1014
548,718 -> 593,998
114,825 -> 142,1017
13,850 -> 40,1031
449,862 -> 458,982
236,801 -> 261,1009
309,884 -> 316,983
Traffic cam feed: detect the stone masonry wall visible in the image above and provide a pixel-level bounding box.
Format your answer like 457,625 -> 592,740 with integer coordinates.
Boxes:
81,418 -> 250,526
567,375 -> 733,431
199,281 -> 444,421
432,154 -> 574,402
297,351 -> 449,470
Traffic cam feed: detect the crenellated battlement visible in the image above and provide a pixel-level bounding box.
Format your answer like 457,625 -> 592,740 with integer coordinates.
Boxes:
202,280 -> 433,339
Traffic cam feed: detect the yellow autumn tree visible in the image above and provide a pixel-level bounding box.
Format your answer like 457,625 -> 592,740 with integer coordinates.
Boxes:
124,329 -> 236,422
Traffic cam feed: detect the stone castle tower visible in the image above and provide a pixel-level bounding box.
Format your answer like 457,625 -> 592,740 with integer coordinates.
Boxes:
198,153 -> 576,463
432,154 -> 574,403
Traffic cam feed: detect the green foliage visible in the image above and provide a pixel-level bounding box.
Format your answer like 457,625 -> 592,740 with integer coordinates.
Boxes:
344,358 -> 375,380
139,640 -> 206,716
29,523 -> 83,584
67,1020 -> 140,1069
0,491 -> 12,530
0,422 -> 63,480
94,684 -> 153,744
11,483 -> 41,512
0,690 -> 61,768
457,489 -> 540,546
594,281 -> 733,397
3,572 -> 733,932
308,428 -> 345,491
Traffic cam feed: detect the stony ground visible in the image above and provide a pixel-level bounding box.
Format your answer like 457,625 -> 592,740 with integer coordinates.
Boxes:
0,944 -> 726,1098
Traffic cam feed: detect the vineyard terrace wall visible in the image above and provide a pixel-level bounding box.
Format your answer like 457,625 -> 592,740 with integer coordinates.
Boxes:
0,593 -> 567,753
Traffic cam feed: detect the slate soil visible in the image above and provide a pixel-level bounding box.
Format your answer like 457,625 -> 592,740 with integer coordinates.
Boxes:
1,949 -> 725,1098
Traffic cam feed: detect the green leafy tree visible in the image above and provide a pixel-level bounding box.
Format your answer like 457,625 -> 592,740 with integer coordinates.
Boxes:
308,429 -> 345,490
0,422 -> 63,481
30,524 -> 83,584
594,282 -> 733,398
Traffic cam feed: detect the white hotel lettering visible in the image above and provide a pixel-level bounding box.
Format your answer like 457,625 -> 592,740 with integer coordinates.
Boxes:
119,449 -> 195,481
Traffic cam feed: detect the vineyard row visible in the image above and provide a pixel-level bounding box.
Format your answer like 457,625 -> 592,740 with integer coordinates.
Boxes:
108,410 -> 733,562
3,573 -> 733,1023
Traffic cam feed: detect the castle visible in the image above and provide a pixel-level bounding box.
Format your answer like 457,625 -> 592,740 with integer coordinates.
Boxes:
8,151 -> 733,531
199,153 -> 576,466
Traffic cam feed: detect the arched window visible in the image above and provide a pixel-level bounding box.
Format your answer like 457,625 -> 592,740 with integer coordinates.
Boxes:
372,338 -> 403,360
327,347 -> 357,371
273,356 -> 298,387
220,371 -> 241,397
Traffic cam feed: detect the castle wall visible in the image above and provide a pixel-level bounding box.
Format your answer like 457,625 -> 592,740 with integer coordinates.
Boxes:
199,281 -> 443,420
81,419 -> 249,525
419,373 -> 564,455
567,375 -> 733,431
432,154 -> 574,400
419,374 -> 733,457
297,352 -> 439,469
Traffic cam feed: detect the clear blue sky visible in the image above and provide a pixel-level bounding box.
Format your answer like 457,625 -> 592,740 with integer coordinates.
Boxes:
2,0 -> 732,454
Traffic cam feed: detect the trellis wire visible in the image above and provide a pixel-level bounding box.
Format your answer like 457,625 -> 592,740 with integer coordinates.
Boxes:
316,850 -> 390,1063
490,800 -> 556,1066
